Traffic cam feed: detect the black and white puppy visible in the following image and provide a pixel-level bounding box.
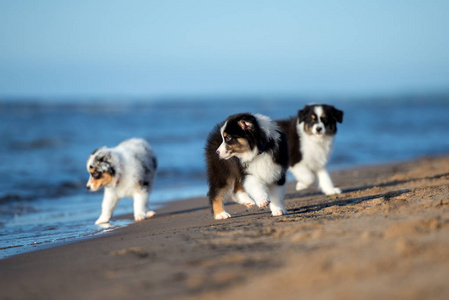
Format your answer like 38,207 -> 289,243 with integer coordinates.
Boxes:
278,104 -> 343,195
86,138 -> 157,224
205,113 -> 289,219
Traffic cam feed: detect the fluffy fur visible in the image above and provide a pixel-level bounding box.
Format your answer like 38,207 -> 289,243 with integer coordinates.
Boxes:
86,138 -> 157,224
205,113 -> 289,219
278,104 -> 343,195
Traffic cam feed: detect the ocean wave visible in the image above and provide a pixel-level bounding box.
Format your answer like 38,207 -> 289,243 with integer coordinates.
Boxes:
0,194 -> 31,204
0,180 -> 86,204
157,168 -> 206,179
10,138 -> 64,151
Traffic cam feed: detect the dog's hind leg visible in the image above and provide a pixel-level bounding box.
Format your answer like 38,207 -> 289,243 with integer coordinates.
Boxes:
209,186 -> 231,220
133,190 -> 154,221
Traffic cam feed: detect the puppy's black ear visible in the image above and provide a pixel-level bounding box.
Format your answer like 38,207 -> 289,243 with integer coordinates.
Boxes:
97,151 -> 112,163
91,146 -> 107,158
332,108 -> 344,123
99,162 -> 115,176
298,106 -> 310,123
238,119 -> 254,131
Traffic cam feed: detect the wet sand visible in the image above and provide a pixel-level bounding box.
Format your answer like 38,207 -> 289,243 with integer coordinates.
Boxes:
1,155 -> 449,300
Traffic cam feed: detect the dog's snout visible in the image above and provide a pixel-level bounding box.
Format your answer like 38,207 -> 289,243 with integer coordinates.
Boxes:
86,184 -> 91,190
316,127 -> 323,133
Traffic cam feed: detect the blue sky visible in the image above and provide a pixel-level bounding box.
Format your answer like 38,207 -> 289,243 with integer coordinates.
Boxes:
0,0 -> 448,99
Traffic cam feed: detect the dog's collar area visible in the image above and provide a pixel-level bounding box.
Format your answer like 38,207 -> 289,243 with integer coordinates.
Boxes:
258,141 -> 267,155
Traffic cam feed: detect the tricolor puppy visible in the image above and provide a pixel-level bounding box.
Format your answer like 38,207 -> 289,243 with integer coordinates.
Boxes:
205,113 -> 289,219
278,104 -> 343,195
86,138 -> 157,224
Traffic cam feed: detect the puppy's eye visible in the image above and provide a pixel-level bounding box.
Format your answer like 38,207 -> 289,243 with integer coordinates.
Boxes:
225,135 -> 232,142
92,172 -> 102,179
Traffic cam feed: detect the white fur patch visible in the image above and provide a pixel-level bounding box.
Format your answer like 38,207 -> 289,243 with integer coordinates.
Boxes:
233,191 -> 255,207
268,184 -> 288,216
246,152 -> 283,185
215,211 -> 232,220
254,113 -> 281,143
312,106 -> 325,136
217,121 -> 231,159
238,147 -> 259,164
297,118 -> 334,171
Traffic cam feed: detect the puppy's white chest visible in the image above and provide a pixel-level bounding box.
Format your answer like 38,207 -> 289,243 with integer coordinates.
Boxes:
300,135 -> 333,170
246,154 -> 282,184
114,183 -> 134,198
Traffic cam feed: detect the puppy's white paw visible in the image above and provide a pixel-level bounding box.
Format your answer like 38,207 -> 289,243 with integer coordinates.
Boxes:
238,199 -> 255,208
95,216 -> 110,225
295,182 -> 309,191
134,212 -> 147,222
134,210 -> 156,222
135,216 -> 145,222
244,202 -> 255,208
215,211 -> 231,220
259,201 -> 270,208
233,198 -> 255,208
233,193 -> 255,208
254,197 -> 270,208
271,207 -> 288,217
324,187 -> 342,195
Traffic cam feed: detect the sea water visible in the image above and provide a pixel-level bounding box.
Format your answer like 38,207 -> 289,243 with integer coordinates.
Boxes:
1,96 -> 449,258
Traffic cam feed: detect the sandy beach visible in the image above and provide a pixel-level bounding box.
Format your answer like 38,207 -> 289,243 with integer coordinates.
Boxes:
1,155 -> 449,300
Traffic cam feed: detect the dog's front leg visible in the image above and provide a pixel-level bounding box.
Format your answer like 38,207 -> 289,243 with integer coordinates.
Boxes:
232,178 -> 255,208
316,168 -> 341,195
290,163 -> 315,191
95,188 -> 119,224
243,175 -> 270,208
268,183 -> 288,216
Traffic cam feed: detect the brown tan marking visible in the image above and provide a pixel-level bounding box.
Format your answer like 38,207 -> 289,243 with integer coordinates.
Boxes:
211,193 -> 226,217
211,181 -> 235,217
233,179 -> 245,194
303,122 -> 314,135
88,173 -> 114,191
225,137 -> 251,155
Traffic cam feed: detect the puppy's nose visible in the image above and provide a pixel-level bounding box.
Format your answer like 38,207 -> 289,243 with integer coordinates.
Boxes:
86,185 -> 91,190
316,127 -> 323,133
216,150 -> 220,155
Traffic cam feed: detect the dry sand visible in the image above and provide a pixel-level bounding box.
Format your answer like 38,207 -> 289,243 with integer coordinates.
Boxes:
1,155 -> 449,300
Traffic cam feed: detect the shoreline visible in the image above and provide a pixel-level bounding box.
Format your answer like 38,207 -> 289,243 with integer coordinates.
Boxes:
1,155 -> 449,299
